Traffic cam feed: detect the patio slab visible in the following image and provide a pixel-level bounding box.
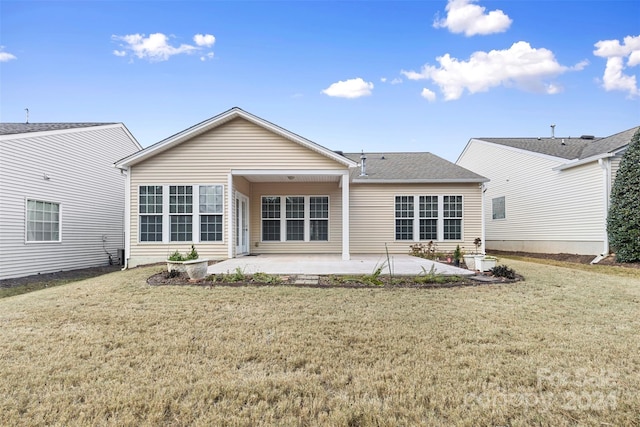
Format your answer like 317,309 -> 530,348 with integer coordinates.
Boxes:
207,254 -> 473,276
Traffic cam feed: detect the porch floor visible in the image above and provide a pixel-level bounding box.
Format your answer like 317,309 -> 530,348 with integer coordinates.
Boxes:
207,254 -> 473,276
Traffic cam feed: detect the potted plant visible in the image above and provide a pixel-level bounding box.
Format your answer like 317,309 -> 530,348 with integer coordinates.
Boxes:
166,245 -> 209,281
453,245 -> 462,267
464,237 -> 484,270
477,255 -> 498,272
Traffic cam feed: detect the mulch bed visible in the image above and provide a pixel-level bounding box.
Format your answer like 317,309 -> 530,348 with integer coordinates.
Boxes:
489,250 -> 640,269
146,271 -> 521,289
0,265 -> 122,289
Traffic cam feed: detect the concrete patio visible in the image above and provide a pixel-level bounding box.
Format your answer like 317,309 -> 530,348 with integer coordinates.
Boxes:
207,254 -> 473,276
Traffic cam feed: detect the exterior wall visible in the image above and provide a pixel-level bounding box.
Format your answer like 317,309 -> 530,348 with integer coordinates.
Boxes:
0,125 -> 139,280
250,182 -> 342,254
457,141 -> 606,255
349,183 -> 483,255
127,118 -> 347,266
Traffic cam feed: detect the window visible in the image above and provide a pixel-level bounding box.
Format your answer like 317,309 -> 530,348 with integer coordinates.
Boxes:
310,196 -> 329,241
26,200 -> 60,242
169,186 -> 193,241
419,196 -> 438,240
139,186 -> 163,242
200,185 -> 223,241
394,195 -> 463,241
492,196 -> 505,220
443,195 -> 463,240
262,196 -> 281,241
138,184 -> 223,243
262,195 -> 330,242
395,196 -> 414,240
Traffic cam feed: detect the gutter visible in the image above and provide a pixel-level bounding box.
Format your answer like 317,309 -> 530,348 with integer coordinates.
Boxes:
553,152 -> 614,171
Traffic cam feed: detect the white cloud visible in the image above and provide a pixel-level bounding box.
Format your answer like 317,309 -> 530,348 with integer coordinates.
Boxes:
322,78 -> 374,98
194,33 -> 216,47
433,0 -> 512,36
380,77 -> 387,83
112,32 -> 215,62
402,41 -> 580,100
421,88 -> 437,102
593,35 -> 640,97
390,78 -> 403,85
0,47 -> 16,62
200,52 -> 215,61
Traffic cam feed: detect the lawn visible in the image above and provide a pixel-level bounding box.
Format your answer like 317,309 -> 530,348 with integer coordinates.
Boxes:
1,260 -> 639,426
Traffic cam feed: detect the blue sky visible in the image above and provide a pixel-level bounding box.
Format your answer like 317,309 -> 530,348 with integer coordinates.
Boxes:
1,0 -> 639,161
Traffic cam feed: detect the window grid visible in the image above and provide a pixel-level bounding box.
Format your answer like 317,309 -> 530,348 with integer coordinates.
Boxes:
139,186 -> 163,214
170,186 -> 193,214
310,196 -> 329,241
200,215 -> 223,242
140,216 -> 163,242
395,196 -> 414,240
26,200 -> 60,242
199,185 -> 223,214
262,196 -> 281,241
171,215 -> 192,242
443,195 -> 463,240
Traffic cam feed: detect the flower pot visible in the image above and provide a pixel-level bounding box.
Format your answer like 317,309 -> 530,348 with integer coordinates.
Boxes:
167,260 -> 187,273
183,258 -> 209,282
463,255 -> 477,270
477,257 -> 497,272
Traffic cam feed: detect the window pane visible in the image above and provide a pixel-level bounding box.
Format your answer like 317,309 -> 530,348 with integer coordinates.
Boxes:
262,220 -> 280,241
26,200 -> 60,242
140,215 -> 163,242
419,196 -> 438,218
286,219 -> 304,241
170,215 -> 192,241
443,196 -> 462,218
492,196 -> 505,220
170,186 -> 193,214
286,197 -> 304,219
200,215 -> 223,241
139,186 -> 163,214
395,219 -> 413,240
443,219 -> 462,240
199,185 -> 223,213
395,196 -> 414,218
310,197 -> 329,219
419,219 -> 438,240
310,219 -> 328,241
262,197 -> 280,219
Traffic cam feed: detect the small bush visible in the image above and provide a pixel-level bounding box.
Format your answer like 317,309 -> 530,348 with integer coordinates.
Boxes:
168,250 -> 185,262
490,264 -> 516,279
186,245 -> 199,260
252,272 -> 283,285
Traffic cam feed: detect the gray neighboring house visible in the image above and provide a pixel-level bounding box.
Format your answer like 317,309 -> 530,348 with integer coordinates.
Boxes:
0,123 -> 141,280
457,126 -> 639,256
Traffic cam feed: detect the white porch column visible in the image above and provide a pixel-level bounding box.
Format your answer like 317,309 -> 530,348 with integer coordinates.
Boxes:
480,183 -> 486,254
341,172 -> 350,260
227,173 -> 233,259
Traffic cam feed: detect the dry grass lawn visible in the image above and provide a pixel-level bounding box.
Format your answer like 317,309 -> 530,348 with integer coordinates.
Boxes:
1,259 -> 639,426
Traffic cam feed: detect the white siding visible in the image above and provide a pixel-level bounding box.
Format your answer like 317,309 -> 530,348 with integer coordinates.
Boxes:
349,183 -> 483,255
457,141 -> 607,255
0,125 -> 140,279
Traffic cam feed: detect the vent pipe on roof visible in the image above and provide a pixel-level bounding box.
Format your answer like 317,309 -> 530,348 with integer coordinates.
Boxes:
550,124 -> 556,139
359,150 -> 367,177
25,108 -> 29,124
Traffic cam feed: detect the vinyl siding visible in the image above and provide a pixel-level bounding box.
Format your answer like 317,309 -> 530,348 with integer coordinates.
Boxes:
0,126 -> 139,279
127,118 -> 347,266
349,183 -> 483,254
457,141 -> 607,254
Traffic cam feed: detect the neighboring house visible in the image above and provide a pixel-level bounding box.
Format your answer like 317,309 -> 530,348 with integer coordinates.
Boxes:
0,123 -> 141,280
456,126 -> 639,256
114,107 -> 488,267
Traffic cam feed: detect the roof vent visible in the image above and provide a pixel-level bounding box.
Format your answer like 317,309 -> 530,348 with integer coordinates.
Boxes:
359,150 -> 367,177
380,153 -> 386,160
580,135 -> 595,140
550,124 -> 556,139
25,108 -> 29,124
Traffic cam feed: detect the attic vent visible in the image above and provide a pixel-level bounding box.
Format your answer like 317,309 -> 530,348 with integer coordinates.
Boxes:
580,135 -> 595,140
334,150 -> 344,156
380,154 -> 386,160
359,151 -> 367,177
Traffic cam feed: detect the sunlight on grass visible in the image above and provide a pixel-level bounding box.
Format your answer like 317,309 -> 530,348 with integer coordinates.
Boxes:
1,260 -> 639,425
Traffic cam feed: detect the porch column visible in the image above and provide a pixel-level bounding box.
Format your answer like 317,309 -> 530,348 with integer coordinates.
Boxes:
341,172 -> 350,260
227,173 -> 233,259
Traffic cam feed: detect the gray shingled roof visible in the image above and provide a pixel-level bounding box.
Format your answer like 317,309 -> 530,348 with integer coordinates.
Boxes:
0,123 -> 114,136
344,152 -> 488,182
477,126 -> 639,160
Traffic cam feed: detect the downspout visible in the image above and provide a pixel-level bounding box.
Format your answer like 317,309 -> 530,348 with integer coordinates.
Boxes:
120,166 -> 131,270
598,158 -> 611,257
481,183 -> 486,254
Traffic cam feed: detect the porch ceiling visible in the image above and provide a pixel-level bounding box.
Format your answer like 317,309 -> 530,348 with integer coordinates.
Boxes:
237,174 -> 341,183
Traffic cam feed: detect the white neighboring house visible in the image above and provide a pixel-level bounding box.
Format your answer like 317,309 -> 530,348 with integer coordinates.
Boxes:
0,123 -> 141,280
456,126 -> 639,256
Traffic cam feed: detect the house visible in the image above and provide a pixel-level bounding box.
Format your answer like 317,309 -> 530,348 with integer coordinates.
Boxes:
114,108 -> 488,267
0,122 -> 141,280
456,126 -> 640,256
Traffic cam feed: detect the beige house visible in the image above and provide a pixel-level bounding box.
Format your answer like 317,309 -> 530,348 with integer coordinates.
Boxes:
115,108 -> 488,267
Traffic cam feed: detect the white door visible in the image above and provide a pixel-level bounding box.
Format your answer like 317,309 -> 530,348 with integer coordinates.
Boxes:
235,193 -> 249,255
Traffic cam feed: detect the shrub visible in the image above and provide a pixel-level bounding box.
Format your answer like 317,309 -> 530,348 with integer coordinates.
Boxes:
607,128 -> 640,262
168,250 -> 185,262
186,245 -> 199,260
490,264 -> 516,279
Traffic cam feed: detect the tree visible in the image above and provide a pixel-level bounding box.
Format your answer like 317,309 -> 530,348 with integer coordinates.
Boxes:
607,128 -> 640,262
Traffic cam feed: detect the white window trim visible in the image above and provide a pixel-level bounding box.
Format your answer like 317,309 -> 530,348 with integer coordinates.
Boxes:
492,196 -> 506,220
394,194 -> 464,242
261,195 -> 330,242
25,198 -> 62,244
138,184 -> 225,244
